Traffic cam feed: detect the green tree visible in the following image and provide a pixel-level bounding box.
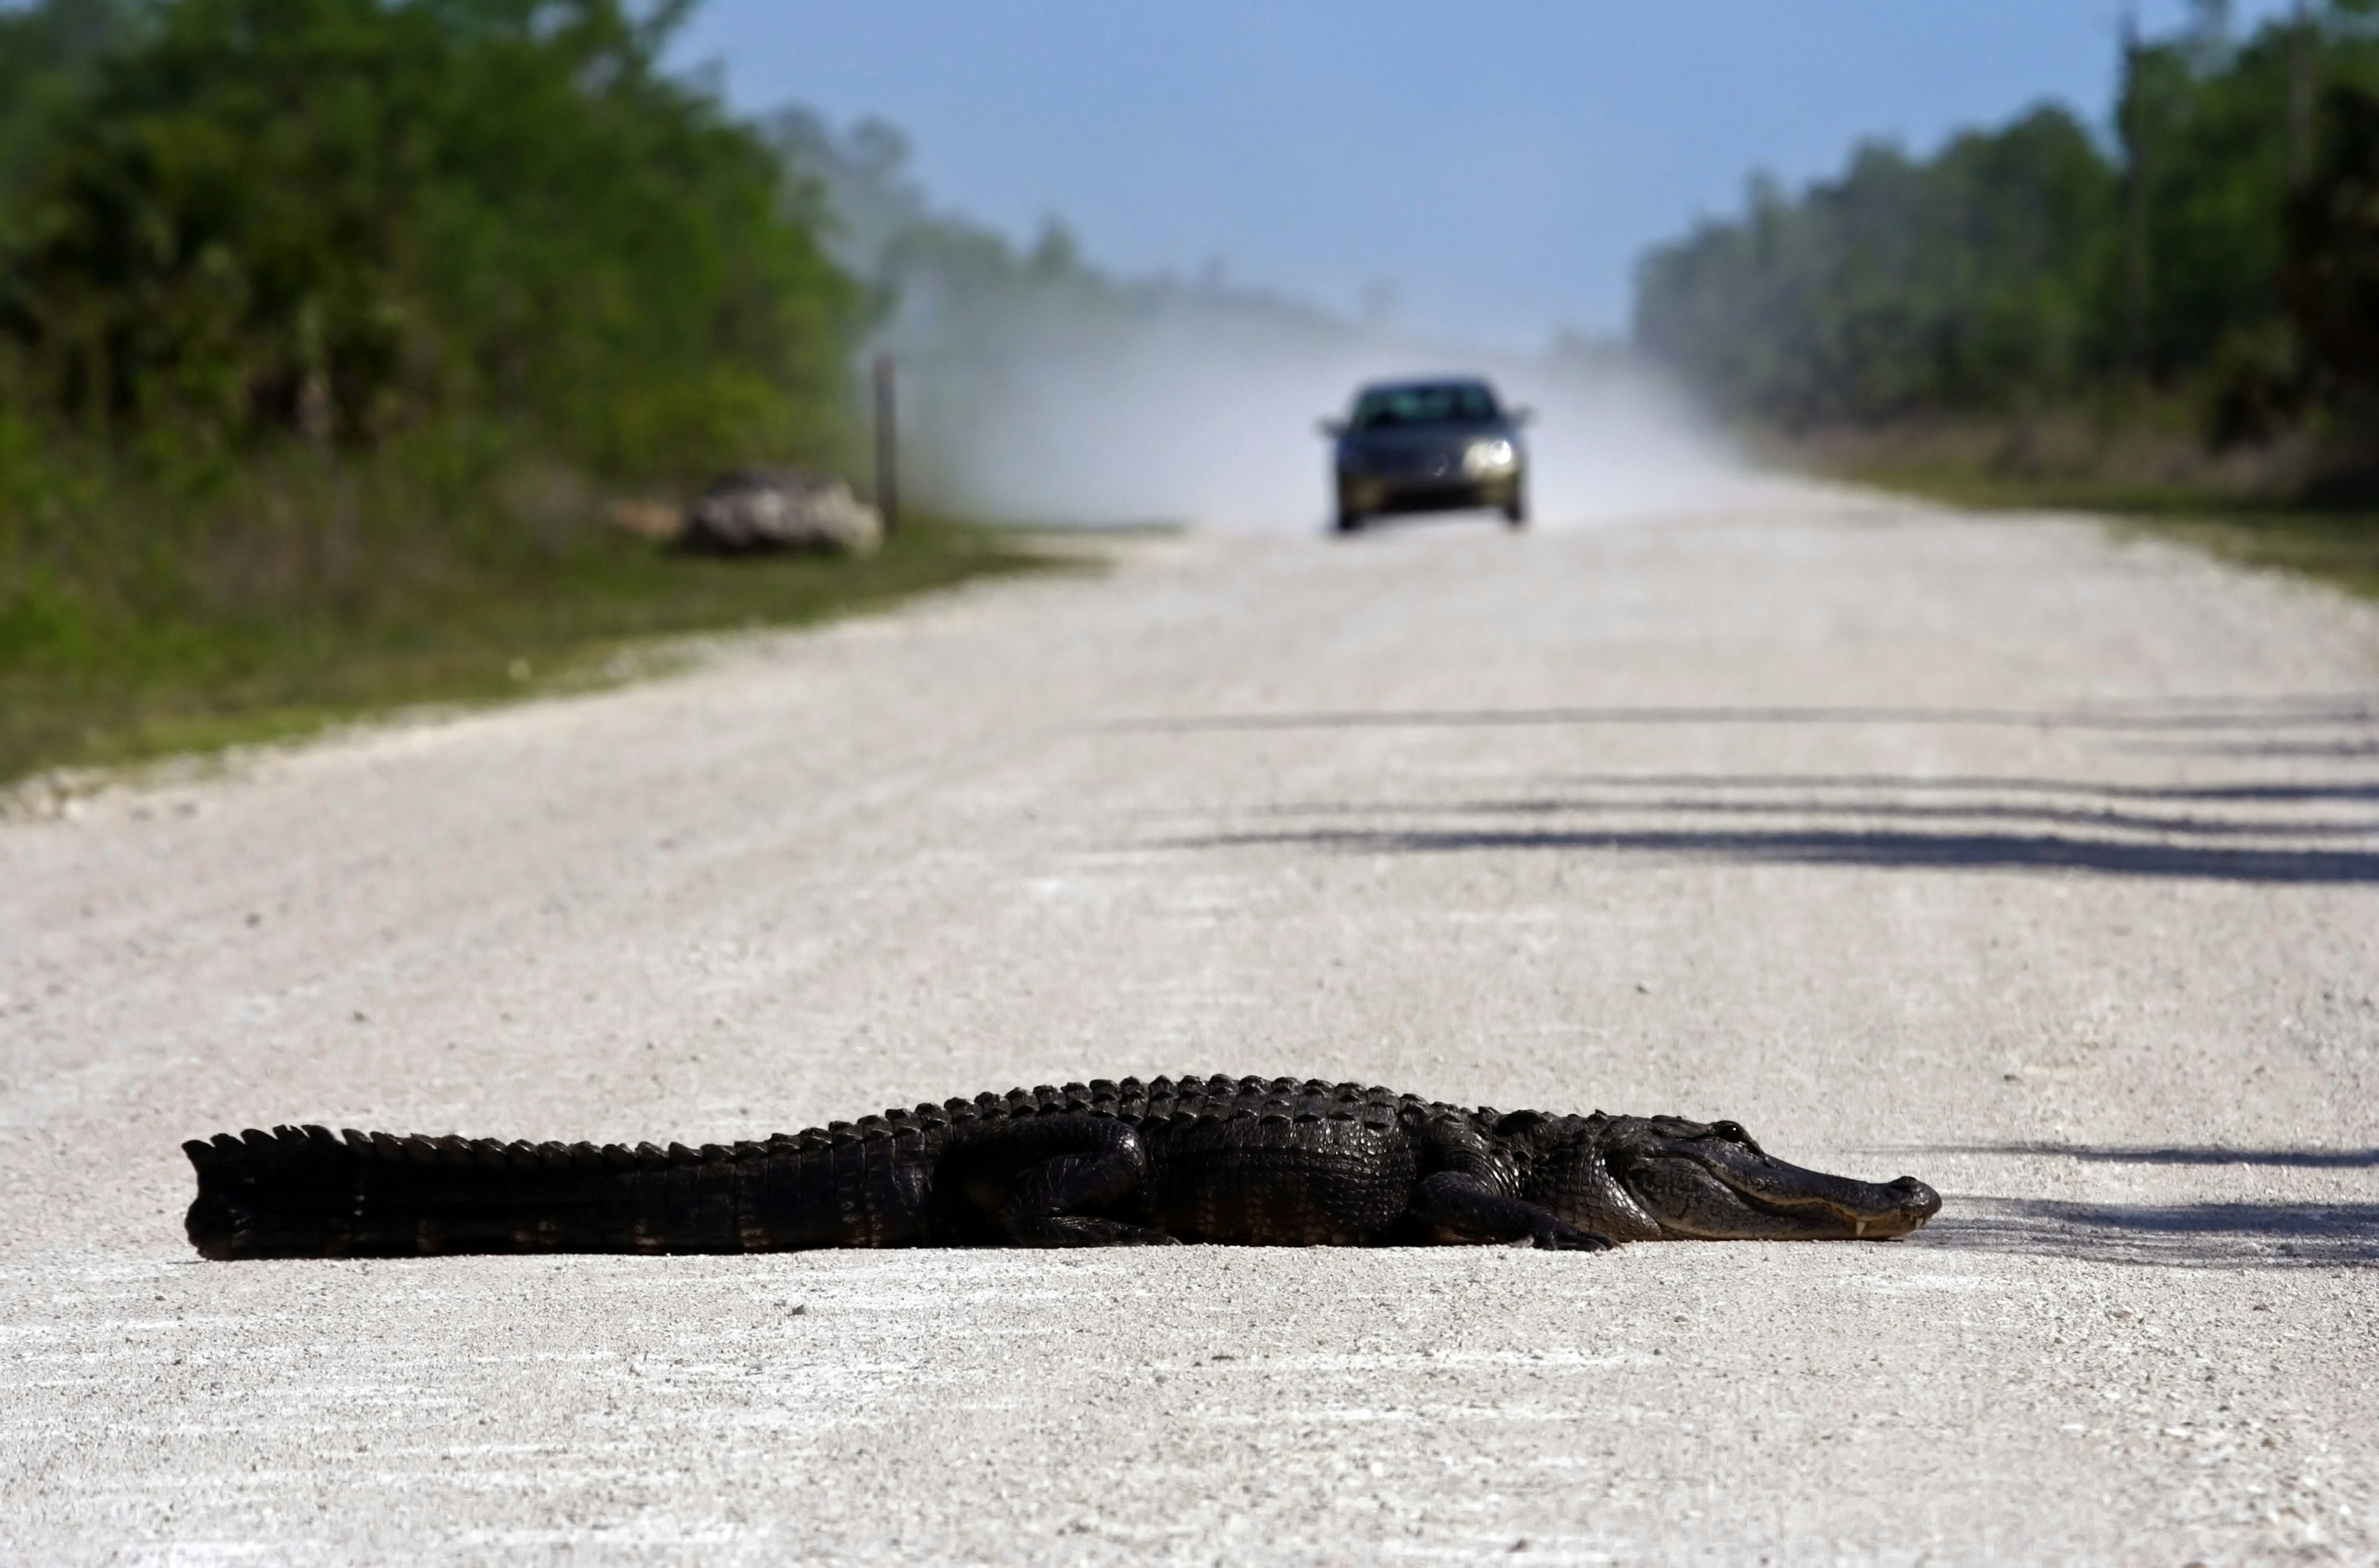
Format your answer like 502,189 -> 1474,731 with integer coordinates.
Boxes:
1633,1 -> 2379,444
1633,107 -> 2116,427
0,0 -> 856,480
2283,82 -> 2379,431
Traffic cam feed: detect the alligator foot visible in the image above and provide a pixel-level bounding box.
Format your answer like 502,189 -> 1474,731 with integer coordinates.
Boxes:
952,1113 -> 1167,1248
1530,1219 -> 1616,1251
1004,1215 -> 1182,1247
1411,1172 -> 1619,1252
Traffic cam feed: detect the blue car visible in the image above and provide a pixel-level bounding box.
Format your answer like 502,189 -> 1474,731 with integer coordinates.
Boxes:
1322,377 -> 1530,534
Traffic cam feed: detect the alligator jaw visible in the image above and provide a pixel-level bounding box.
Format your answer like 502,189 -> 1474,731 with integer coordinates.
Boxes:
1606,1123 -> 1942,1241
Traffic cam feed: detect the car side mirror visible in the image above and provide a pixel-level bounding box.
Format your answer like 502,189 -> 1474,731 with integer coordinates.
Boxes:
1318,418 -> 1347,438
1510,406 -> 1536,426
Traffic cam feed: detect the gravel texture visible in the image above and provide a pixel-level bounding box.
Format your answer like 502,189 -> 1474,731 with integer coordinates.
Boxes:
3,490 -> 2377,1565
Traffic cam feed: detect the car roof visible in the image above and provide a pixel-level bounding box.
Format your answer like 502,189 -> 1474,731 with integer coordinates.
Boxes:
1356,377 -> 1496,396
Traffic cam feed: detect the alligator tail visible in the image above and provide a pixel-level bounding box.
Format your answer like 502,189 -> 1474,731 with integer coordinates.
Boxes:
182,1125 -> 857,1259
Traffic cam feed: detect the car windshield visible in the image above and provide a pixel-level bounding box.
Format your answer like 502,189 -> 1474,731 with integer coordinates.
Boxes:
1349,382 -> 1501,431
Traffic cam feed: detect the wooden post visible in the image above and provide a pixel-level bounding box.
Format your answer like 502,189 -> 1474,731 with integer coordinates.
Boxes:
872,352 -> 899,535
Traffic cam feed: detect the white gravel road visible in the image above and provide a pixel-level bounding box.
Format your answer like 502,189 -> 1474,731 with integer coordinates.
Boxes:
3,489 -> 2377,1566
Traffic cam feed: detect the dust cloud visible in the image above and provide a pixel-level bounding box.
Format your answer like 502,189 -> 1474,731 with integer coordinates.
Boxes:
772,110 -> 1742,534
897,319 -> 1748,533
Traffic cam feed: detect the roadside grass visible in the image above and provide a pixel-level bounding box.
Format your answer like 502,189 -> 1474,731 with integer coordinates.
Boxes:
0,514 -> 1058,789
1814,459 -> 2379,603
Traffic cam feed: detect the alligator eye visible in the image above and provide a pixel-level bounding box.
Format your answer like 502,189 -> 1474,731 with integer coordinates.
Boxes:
1709,1120 -> 1761,1152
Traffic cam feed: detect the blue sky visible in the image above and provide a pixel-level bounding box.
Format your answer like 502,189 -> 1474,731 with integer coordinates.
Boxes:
669,1 -> 2295,351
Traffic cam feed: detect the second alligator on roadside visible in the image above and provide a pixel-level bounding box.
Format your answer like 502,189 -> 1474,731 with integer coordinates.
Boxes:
185,1074 -> 1942,1259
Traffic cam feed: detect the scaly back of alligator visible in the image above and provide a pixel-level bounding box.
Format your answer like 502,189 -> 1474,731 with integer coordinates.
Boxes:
183,1076 -> 1448,1259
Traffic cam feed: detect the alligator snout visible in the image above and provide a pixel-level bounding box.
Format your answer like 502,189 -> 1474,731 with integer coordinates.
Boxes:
1890,1176 -> 1942,1218
1859,1176 -> 1942,1238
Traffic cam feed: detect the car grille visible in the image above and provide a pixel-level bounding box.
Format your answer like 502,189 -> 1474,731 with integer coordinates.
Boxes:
1364,447 -> 1461,478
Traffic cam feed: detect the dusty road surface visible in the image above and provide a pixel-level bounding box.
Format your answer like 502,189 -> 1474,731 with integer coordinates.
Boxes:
4,489 -> 2377,1565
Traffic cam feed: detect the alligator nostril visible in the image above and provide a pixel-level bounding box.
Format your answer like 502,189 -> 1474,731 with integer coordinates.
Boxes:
1891,1177 -> 1942,1217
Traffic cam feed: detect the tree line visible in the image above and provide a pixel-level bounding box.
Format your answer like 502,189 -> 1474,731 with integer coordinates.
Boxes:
0,0 -> 882,672
0,0 -> 856,481
1632,2 -> 2379,475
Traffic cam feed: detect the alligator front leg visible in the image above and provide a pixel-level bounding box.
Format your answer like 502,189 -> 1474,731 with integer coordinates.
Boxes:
957,1114 -> 1180,1246
1411,1172 -> 1615,1251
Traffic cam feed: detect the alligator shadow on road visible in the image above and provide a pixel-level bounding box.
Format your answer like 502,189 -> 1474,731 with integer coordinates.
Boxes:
1908,1196 -> 2379,1268
1909,1142 -> 2379,1168
1146,748 -> 2379,882
2121,740 -> 2379,760
1873,1144 -> 2379,1268
1531,773 -> 2379,805
1106,696 -> 2379,737
1232,793 -> 2379,840
1163,823 -> 2379,885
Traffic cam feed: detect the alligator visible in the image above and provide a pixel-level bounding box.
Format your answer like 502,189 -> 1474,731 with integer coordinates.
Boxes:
183,1075 -> 1941,1260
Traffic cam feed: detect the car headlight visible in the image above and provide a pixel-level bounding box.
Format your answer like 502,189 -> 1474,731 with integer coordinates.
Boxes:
1462,438 -> 1516,477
